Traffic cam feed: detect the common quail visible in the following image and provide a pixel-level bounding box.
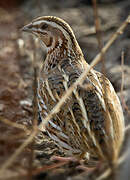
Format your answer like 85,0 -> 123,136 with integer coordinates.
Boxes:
22,16 -> 124,164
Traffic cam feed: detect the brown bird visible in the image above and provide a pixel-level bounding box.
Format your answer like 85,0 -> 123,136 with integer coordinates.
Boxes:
22,16 -> 124,164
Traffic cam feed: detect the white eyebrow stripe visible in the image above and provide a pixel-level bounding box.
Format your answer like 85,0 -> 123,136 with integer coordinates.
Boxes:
33,20 -> 46,26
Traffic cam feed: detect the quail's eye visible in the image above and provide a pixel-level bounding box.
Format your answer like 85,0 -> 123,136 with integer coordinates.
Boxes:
41,23 -> 48,29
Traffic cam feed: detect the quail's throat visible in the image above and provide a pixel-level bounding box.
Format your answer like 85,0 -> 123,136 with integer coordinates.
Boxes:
43,39 -> 79,72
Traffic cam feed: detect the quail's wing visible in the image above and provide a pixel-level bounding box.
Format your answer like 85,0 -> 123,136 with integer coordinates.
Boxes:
95,71 -> 124,161
77,69 -> 124,161
37,59 -> 124,160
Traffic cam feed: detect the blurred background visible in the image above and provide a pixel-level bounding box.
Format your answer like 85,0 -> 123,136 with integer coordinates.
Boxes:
0,0 -> 130,179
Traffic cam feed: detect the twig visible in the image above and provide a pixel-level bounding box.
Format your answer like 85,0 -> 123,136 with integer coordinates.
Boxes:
92,0 -> 104,55
0,161 -> 68,180
0,132 -> 28,141
125,124 -> 130,133
92,0 -> 106,75
96,150 -> 130,180
39,15 -> 130,131
32,38 -> 39,129
120,51 -> 130,114
120,51 -> 124,96
92,0 -> 102,45
32,161 -> 68,175
0,117 -> 30,134
27,38 -> 39,179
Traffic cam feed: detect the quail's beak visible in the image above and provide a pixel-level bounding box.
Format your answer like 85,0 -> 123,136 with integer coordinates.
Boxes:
21,23 -> 33,33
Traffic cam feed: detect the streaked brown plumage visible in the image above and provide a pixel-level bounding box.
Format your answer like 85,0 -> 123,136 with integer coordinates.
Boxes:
22,16 -> 124,164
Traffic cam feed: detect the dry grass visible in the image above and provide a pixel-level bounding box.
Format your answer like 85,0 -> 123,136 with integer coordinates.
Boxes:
0,2 -> 130,179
